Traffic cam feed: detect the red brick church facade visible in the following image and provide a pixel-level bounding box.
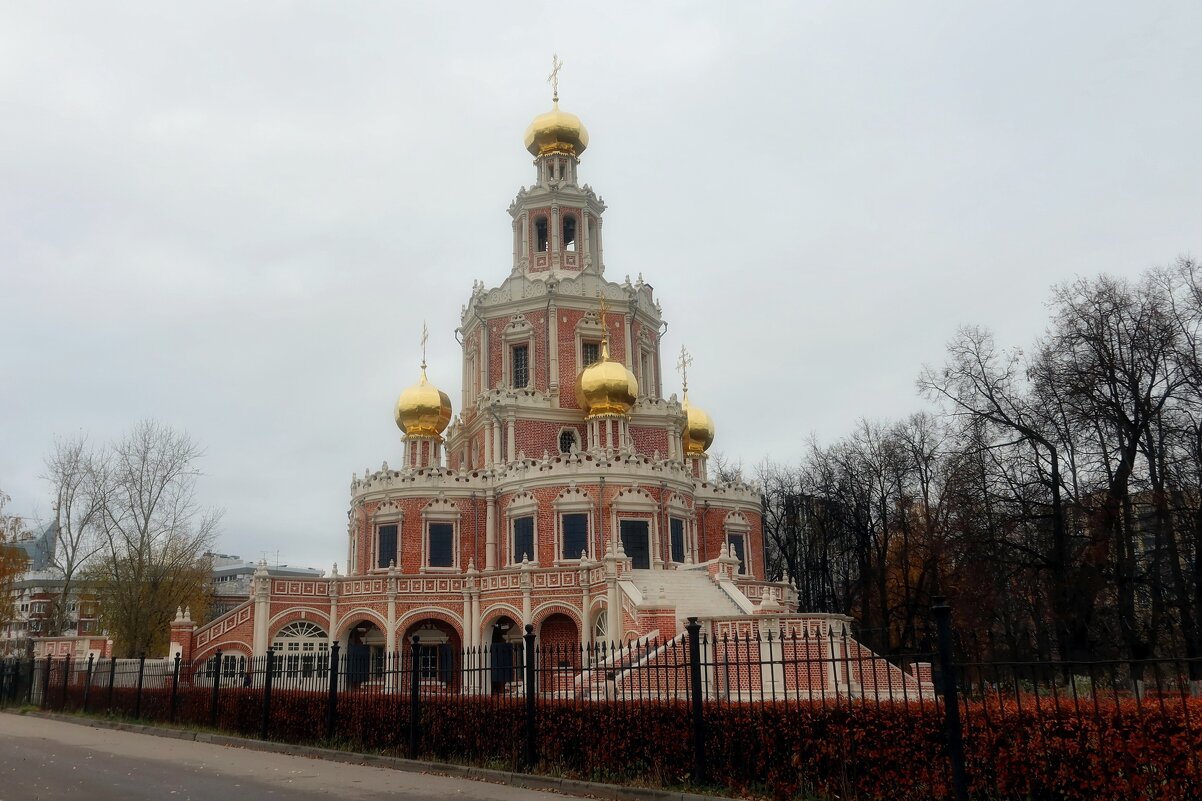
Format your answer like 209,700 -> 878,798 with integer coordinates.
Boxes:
170,91 -> 930,701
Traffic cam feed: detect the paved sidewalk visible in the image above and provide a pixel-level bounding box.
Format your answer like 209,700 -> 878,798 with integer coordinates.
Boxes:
1,712 -> 730,801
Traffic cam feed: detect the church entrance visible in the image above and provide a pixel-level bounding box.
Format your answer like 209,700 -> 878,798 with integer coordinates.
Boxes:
488,616 -> 523,694
620,519 -> 651,570
403,619 -> 461,690
345,620 -> 385,688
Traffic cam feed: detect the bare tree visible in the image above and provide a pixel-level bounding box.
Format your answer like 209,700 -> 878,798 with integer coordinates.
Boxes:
42,434 -> 105,635
89,421 -> 220,657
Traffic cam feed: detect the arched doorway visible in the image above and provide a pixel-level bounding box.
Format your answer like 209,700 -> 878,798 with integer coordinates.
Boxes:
344,619 -> 386,688
403,618 -> 462,691
487,615 -> 523,695
539,613 -> 581,696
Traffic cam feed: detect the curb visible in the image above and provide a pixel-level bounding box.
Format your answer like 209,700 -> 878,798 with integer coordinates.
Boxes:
9,710 -> 733,801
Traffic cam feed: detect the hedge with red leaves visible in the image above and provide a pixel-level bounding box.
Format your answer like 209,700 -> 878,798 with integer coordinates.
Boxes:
47,686 -> 1202,800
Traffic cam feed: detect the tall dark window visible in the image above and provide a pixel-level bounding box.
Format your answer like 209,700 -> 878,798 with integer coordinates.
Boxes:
512,345 -> 529,388
562,513 -> 588,560
558,429 -> 578,454
513,516 -> 535,564
377,524 -> 398,569
728,534 -> 746,575
563,216 -> 577,251
535,218 -> 548,252
581,341 -> 600,367
670,518 -> 685,563
428,523 -> 454,567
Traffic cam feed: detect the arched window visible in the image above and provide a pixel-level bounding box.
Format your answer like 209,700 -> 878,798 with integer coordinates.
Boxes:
562,215 -> 577,252
272,620 -> 330,680
558,429 -> 579,454
535,217 -> 549,252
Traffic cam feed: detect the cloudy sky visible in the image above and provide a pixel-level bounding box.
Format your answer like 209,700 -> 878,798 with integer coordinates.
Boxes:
2,2 -> 1199,569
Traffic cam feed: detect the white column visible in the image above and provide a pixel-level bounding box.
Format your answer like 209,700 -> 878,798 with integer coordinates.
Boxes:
492,423 -> 502,467
252,563 -> 270,655
580,562 -> 592,645
506,415 -> 516,463
581,212 -> 591,269
606,576 -> 620,645
623,312 -> 633,374
548,300 -> 560,395
485,490 -> 497,570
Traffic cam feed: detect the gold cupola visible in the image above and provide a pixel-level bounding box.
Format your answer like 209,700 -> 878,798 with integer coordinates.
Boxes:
682,397 -> 715,455
524,57 -> 588,158
394,362 -> 452,439
677,345 -> 715,455
524,100 -> 589,158
576,339 -> 638,419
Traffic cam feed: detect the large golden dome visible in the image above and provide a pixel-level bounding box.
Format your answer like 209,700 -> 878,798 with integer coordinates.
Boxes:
524,101 -> 589,158
394,366 -> 452,439
682,397 -> 715,455
576,341 -> 637,418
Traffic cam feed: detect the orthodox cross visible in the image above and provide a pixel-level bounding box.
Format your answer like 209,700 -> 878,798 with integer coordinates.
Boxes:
548,53 -> 563,102
677,345 -> 693,396
420,321 -> 429,370
597,292 -> 612,353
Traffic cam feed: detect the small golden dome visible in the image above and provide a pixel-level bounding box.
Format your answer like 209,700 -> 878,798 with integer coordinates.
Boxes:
576,341 -> 637,418
682,396 -> 715,455
524,101 -> 589,158
394,366 -> 452,439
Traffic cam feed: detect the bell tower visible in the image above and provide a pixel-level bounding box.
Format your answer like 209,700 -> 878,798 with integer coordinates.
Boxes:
510,55 -> 606,279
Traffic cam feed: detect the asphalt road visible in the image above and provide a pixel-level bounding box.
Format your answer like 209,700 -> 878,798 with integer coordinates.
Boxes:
0,714 -> 562,801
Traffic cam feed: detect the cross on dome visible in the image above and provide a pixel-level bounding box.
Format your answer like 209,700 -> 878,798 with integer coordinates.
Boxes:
547,53 -> 563,102
677,345 -> 693,397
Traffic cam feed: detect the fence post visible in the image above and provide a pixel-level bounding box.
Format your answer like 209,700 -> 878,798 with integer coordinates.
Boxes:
106,655 -> 116,711
325,641 -> 340,742
686,616 -> 707,784
82,654 -> 95,713
209,649 -> 223,729
40,656 -> 52,709
60,654 -> 72,710
409,635 -> 421,758
26,655 -> 36,705
523,623 -> 537,770
261,649 -> 275,741
134,653 -> 146,719
932,598 -> 969,801
169,653 -> 181,723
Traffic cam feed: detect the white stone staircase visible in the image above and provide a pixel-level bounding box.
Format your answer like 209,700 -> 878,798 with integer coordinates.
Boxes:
625,567 -> 750,623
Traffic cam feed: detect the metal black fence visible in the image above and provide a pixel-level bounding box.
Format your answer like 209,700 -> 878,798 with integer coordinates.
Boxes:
3,604 -> 1200,801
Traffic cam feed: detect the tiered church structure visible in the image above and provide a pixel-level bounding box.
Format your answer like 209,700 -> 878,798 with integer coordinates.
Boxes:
173,78 -> 930,700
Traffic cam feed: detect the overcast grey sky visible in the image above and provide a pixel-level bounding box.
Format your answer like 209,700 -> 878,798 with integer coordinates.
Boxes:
2,2 -> 1199,568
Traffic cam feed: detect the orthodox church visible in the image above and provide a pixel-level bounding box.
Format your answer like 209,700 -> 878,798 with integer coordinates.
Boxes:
172,78 -> 929,700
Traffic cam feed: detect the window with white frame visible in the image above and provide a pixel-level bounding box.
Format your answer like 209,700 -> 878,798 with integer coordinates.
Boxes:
421,497 -> 461,571
558,428 -> 579,454
512,516 -> 535,564
553,487 -> 593,561
376,523 -> 398,569
561,513 -> 589,561
669,517 -> 686,563
511,344 -> 529,388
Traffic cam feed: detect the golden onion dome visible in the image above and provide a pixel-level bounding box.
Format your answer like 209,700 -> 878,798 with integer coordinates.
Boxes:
524,100 -> 589,158
682,396 -> 716,455
394,365 -> 452,439
575,341 -> 638,418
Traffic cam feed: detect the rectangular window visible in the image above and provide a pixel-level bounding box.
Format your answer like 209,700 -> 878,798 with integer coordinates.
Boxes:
641,351 -> 653,396
562,513 -> 588,560
428,523 -> 454,567
728,534 -> 746,575
670,518 -> 685,563
512,344 -> 529,388
581,341 -> 600,367
513,516 -> 535,564
377,524 -> 398,569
